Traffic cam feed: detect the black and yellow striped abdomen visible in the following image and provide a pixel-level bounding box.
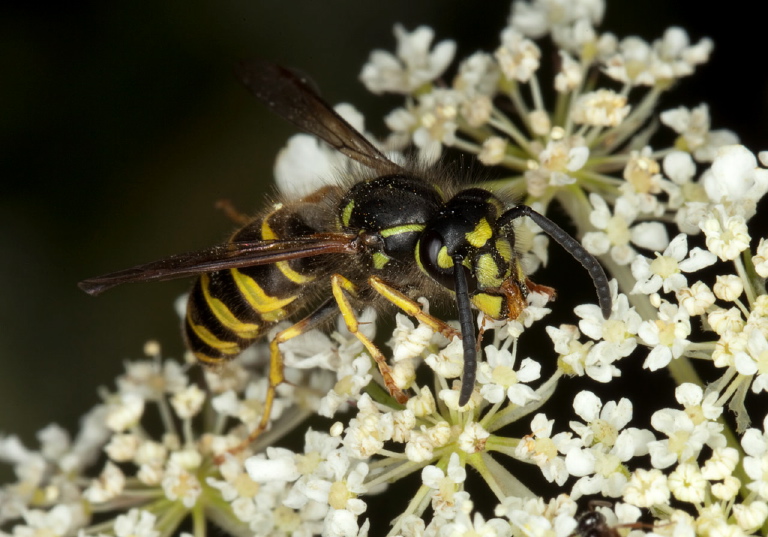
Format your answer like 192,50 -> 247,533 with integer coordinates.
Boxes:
184,198 -> 335,366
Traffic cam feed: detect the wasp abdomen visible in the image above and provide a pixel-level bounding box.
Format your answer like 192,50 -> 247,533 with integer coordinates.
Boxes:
185,202 -> 333,366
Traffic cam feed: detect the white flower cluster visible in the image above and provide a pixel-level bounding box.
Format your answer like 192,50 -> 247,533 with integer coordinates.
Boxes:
0,339 -> 338,537
4,0 -> 768,536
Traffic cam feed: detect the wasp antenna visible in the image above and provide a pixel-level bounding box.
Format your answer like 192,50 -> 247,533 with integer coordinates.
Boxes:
498,205 -> 612,319
453,255 -> 478,407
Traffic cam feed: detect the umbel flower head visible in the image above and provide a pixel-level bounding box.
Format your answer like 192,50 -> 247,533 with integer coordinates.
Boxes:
4,1 -> 768,536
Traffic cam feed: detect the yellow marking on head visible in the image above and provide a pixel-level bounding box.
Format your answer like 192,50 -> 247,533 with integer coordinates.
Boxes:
341,200 -> 355,227
514,257 -> 526,282
465,218 -> 493,248
488,197 -> 504,216
201,274 -> 261,339
372,252 -> 390,270
380,224 -> 425,238
495,238 -> 513,263
475,253 -> 504,287
186,309 -> 242,355
231,268 -> 296,322
471,293 -> 504,319
437,246 -> 453,269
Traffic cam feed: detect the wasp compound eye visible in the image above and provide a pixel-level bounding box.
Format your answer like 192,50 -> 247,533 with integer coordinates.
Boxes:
418,229 -> 455,288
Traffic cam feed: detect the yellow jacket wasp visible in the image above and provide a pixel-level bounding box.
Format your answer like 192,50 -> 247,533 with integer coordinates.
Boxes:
80,60 -> 612,444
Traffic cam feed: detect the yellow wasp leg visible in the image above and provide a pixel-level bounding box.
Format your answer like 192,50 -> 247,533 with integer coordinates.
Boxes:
368,275 -> 462,342
219,297 -> 339,463
330,274 -> 409,404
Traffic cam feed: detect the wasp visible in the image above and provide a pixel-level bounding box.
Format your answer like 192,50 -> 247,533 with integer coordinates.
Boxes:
80,60 -> 612,443
571,502 -> 662,537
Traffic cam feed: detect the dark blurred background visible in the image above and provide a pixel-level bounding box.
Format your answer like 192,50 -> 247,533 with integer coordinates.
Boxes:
1,0 -> 767,483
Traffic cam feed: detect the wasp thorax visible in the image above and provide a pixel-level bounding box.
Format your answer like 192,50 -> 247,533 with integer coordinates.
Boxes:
338,175 -> 443,264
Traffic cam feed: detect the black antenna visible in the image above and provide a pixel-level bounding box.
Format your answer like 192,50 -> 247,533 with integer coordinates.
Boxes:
453,255 -> 478,407
498,205 -> 612,319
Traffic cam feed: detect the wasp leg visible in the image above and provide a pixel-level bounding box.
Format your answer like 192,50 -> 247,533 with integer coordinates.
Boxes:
215,199 -> 252,225
525,278 -> 557,303
368,276 -> 462,341
330,274 -> 408,404
222,297 -> 339,462
367,275 -> 473,402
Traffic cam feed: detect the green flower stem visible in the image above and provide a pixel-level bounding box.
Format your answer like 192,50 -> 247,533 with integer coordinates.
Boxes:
467,451 -> 535,501
192,502 -> 207,537
365,457 -> 431,490
154,500 -> 189,537
735,256 -> 758,307
387,481 -> 434,537
489,105 -> 535,156
593,86 -> 663,155
486,370 -> 561,432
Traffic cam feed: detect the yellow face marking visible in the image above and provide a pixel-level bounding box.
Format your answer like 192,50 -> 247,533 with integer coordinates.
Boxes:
475,253 -> 504,287
488,197 -> 504,216
471,293 -> 504,319
437,246 -> 453,269
187,309 -> 242,355
465,218 -> 493,248
201,274 -> 261,339
495,238 -> 513,264
380,224 -> 425,237
372,252 -> 390,270
231,268 -> 296,321
341,200 -> 355,227
514,257 -> 526,283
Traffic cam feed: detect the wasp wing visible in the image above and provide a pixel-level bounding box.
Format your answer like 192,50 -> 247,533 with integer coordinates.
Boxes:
237,60 -> 404,176
79,233 -> 361,296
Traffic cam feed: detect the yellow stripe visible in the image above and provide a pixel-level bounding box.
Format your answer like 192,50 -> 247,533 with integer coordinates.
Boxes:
259,213 -> 315,284
341,200 -> 355,227
472,293 -> 504,318
194,352 -> 229,366
476,253 -> 504,287
466,218 -> 492,248
187,309 -> 242,355
276,261 -> 315,284
437,246 -> 452,269
231,268 -> 295,321
495,238 -> 513,263
414,239 -> 425,272
261,212 -> 279,240
380,224 -> 424,237
200,274 -> 261,340
489,197 -> 503,215
372,252 -> 390,269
